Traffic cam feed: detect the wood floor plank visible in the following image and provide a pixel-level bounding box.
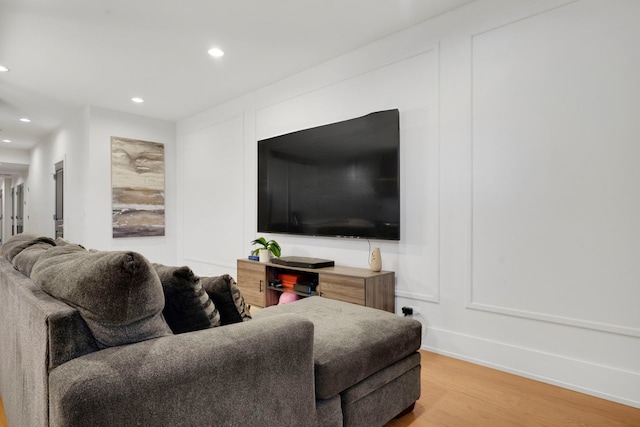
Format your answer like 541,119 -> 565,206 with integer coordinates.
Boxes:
386,350 -> 640,427
0,397 -> 7,427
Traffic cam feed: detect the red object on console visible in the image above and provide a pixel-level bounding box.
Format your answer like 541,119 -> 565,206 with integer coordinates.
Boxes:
278,273 -> 301,289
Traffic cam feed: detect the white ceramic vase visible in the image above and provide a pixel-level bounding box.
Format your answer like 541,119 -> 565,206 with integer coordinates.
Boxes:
259,248 -> 270,263
370,247 -> 382,272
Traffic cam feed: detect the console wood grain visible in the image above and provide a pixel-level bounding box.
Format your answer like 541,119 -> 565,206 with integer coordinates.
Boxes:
237,259 -> 395,312
236,260 -> 267,307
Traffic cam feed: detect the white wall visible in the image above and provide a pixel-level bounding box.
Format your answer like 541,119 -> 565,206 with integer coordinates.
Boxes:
27,106 -> 177,264
0,147 -> 30,165
28,107 -> 89,240
177,0 -> 640,408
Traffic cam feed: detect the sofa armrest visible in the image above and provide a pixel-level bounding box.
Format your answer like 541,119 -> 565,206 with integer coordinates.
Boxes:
48,314 -> 315,427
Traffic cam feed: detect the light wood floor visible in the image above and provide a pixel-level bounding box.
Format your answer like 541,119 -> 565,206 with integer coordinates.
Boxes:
0,396 -> 6,427
386,351 -> 640,427
1,350 -> 639,427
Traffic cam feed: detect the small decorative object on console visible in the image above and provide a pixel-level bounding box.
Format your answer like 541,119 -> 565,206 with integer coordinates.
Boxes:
278,292 -> 301,304
270,256 -> 334,269
269,278 -> 283,288
278,273 -> 311,289
370,247 -> 382,272
294,282 -> 318,295
250,237 -> 281,263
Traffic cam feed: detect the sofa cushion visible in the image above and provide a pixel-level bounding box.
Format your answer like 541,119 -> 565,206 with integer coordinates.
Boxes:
153,264 -> 221,334
341,364 -> 421,427
47,309 -> 100,370
253,297 -> 422,400
316,395 -> 343,427
2,234 -> 56,262
341,351 -> 421,404
201,274 -> 251,325
31,245 -> 172,348
12,239 -> 56,276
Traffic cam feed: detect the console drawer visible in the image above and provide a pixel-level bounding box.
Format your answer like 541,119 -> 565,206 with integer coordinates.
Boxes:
318,275 -> 365,306
237,260 -> 266,307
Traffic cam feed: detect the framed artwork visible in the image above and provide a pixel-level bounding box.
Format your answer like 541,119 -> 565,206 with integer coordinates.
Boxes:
111,136 -> 165,238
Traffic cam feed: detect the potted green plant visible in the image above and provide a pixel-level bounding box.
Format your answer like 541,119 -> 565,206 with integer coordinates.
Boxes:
251,237 -> 281,263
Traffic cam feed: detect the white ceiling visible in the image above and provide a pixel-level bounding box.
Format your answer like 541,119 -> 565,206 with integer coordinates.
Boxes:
0,0 -> 473,175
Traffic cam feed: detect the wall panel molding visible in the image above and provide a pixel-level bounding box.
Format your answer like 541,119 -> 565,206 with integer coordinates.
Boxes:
182,256 -> 236,271
467,0 -> 640,337
255,46 -> 440,123
396,290 -> 439,303
466,301 -> 640,338
423,326 -> 640,408
254,47 -> 442,304
180,114 -> 245,267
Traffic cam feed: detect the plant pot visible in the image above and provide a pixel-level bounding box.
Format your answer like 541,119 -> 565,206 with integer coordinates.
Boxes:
259,248 -> 270,263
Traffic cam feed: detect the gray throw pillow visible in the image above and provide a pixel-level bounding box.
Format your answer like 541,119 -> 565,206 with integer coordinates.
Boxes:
12,239 -> 56,277
201,275 -> 251,325
31,245 -> 172,348
2,234 -> 55,262
153,264 -> 221,334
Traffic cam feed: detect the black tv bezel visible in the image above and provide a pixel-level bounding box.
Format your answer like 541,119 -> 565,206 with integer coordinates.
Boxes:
257,109 -> 400,241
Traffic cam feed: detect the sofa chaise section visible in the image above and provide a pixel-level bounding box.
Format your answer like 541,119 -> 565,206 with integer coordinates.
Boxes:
254,296 -> 422,427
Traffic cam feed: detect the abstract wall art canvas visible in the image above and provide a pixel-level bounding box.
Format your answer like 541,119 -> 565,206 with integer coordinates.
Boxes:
111,136 -> 165,238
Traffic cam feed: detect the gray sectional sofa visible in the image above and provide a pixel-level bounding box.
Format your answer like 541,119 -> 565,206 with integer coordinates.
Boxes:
0,234 -> 421,427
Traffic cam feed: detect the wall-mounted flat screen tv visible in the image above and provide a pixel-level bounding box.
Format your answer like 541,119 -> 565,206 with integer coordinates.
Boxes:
257,109 -> 400,240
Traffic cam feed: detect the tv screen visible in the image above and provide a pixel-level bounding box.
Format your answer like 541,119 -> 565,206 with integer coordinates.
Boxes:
257,109 -> 400,240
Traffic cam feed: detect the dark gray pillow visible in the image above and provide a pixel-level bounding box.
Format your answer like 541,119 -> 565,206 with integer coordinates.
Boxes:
31,245 -> 172,348
153,264 -> 220,334
12,239 -> 57,277
201,275 -> 251,326
2,234 -> 55,262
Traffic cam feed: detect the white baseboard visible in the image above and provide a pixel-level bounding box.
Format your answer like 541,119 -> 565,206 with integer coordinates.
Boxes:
422,327 -> 640,409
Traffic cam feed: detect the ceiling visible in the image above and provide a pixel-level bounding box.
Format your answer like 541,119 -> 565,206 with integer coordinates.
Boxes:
0,0 -> 474,176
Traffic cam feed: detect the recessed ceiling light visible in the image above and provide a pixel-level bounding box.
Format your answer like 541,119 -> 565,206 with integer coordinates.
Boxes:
208,47 -> 224,58
131,97 -> 144,103
2,139 -> 12,143
0,65 -> 8,72
19,117 -> 31,123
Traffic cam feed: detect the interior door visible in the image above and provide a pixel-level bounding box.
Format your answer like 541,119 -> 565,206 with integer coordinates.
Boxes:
11,187 -> 15,235
54,161 -> 64,238
0,189 -> 3,244
16,184 -> 24,234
